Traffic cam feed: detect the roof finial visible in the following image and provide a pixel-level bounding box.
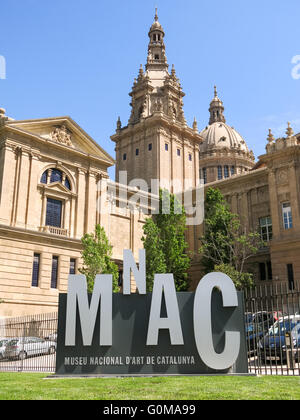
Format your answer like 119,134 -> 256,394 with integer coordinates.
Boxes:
267,128 -> 275,143
116,116 -> 122,131
155,7 -> 158,22
193,117 -> 198,132
214,85 -> 218,98
286,122 -> 294,138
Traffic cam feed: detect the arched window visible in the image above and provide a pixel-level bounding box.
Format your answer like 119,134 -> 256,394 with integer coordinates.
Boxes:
40,168 -> 71,191
50,169 -> 63,183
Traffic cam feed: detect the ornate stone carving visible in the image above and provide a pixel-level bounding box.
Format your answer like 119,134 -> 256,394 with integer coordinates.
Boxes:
276,168 -> 288,185
50,125 -> 73,147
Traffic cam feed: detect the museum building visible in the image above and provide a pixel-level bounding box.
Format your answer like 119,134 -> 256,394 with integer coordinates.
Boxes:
0,12 -> 300,316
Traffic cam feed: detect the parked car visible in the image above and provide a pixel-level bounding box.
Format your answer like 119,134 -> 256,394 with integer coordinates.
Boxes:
245,311 -> 282,353
3,336 -> 57,360
45,333 -> 57,342
258,315 -> 300,363
0,339 -> 10,360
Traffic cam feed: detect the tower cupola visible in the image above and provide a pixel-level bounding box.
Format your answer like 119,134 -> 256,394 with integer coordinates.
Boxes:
209,86 -> 226,125
146,8 -> 168,73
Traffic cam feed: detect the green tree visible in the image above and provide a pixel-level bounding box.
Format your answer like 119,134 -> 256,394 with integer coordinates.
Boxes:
213,264 -> 254,291
79,224 -> 119,293
142,189 -> 191,292
199,187 -> 264,289
141,218 -> 167,292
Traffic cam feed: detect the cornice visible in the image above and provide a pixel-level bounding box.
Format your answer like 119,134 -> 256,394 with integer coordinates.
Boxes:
204,167 -> 268,190
0,224 -> 82,250
111,113 -> 203,144
4,125 -> 115,169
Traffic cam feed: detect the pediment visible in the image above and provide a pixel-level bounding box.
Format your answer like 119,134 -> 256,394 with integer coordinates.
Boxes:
44,181 -> 71,193
38,181 -> 73,197
6,116 -> 114,166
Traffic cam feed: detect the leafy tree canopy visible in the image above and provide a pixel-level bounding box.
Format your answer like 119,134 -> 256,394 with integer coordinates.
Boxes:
79,224 -> 119,293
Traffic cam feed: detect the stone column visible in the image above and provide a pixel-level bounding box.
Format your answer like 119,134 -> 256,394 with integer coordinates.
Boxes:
97,175 -> 109,235
25,152 -> 40,230
288,163 -> 300,230
0,143 -> 17,225
85,171 -> 97,234
14,149 -> 32,228
268,169 -> 280,239
74,168 -> 86,239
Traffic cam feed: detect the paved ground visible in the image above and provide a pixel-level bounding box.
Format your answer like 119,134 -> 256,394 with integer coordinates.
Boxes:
0,354 -> 299,376
0,353 -> 56,372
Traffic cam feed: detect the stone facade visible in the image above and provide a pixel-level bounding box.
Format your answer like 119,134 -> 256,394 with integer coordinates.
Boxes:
0,114 -> 147,316
0,12 -> 300,317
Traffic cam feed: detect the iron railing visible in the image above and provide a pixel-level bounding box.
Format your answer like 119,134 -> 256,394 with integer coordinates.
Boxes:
0,283 -> 299,375
244,282 -> 300,376
0,312 -> 57,372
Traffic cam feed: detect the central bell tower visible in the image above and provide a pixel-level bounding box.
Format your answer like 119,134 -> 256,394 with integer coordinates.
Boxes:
111,10 -> 202,193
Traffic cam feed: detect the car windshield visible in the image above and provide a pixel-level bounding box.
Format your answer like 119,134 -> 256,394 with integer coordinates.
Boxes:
6,339 -> 19,346
268,319 -> 300,337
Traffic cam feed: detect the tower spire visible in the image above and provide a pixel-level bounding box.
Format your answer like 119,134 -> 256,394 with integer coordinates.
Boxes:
214,85 -> 218,98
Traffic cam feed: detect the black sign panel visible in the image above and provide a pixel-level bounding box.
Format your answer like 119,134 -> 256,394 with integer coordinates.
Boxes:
55,291 -> 248,376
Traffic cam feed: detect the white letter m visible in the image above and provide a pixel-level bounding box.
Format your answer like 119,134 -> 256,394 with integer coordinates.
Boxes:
65,274 -> 112,346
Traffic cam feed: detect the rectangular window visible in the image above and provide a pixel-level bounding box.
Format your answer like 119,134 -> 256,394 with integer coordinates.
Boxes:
259,216 -> 273,242
123,153 -> 127,160
69,258 -> 76,275
177,149 -> 181,156
148,143 -> 152,151
231,166 -> 235,176
135,148 -> 139,156
32,253 -> 40,287
51,256 -> 59,289
224,165 -> 229,178
218,166 -> 223,180
189,153 -> 192,161
165,143 -> 169,151
267,261 -> 273,281
287,264 -> 295,290
259,262 -> 267,281
201,168 -> 207,185
282,203 -> 293,229
46,198 -> 62,228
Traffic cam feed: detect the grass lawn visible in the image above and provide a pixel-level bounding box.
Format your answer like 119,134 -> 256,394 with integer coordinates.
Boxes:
0,373 -> 299,400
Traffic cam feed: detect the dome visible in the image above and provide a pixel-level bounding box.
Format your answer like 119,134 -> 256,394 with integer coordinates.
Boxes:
199,86 -> 250,155
150,21 -> 163,31
200,122 -> 249,153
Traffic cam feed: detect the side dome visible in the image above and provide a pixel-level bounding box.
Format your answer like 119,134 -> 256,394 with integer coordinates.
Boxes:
198,87 -> 255,184
200,122 -> 249,153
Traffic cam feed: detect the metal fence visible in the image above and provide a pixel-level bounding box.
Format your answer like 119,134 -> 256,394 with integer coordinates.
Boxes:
0,312 -> 57,372
244,282 -> 300,376
0,283 -> 299,375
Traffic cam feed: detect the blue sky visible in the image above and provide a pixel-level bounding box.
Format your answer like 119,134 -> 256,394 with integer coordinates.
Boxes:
1,0 -> 300,179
